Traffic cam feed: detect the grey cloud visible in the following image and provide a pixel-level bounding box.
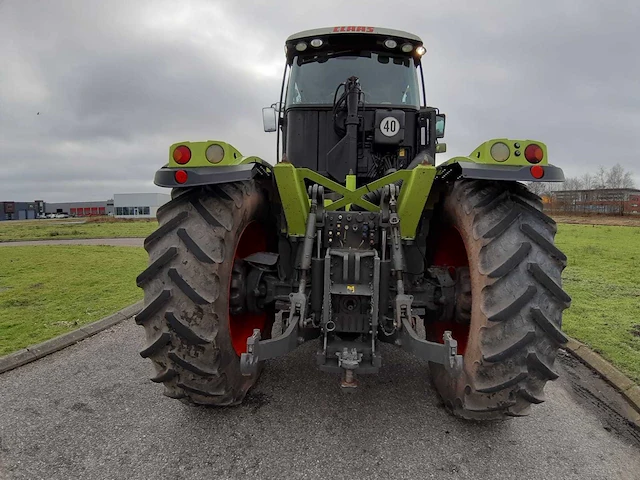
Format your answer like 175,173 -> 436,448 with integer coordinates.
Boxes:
1,0 -> 639,202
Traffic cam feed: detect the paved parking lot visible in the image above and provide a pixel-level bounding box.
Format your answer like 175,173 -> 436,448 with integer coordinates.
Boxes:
0,319 -> 639,480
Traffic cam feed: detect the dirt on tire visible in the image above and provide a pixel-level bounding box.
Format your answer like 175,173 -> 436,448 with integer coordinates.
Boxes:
429,180 -> 571,419
136,181 -> 271,406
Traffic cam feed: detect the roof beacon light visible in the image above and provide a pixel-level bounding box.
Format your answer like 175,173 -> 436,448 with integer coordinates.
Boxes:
310,38 -> 323,48
384,39 -> 397,49
295,41 -> 308,52
416,45 -> 426,56
524,144 -> 544,164
173,145 -> 191,165
401,43 -> 413,53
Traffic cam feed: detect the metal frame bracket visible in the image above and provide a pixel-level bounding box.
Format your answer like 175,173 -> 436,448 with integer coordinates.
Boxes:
240,315 -> 301,376
398,316 -> 463,374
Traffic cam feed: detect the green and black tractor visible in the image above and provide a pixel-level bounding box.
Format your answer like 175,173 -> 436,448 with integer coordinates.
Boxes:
137,26 -> 570,420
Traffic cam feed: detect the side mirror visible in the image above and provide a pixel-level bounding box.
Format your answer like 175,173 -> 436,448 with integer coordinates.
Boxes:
435,114 -> 446,138
262,107 -> 277,133
436,143 -> 447,154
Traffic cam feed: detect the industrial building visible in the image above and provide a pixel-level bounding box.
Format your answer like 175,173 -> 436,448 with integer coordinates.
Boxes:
546,188 -> 640,216
1,193 -> 170,221
114,193 -> 170,218
0,201 -> 38,220
45,200 -> 113,217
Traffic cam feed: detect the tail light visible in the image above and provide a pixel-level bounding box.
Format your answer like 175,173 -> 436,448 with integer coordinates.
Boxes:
175,170 -> 188,184
530,165 -> 544,179
173,145 -> 191,165
524,144 -> 543,164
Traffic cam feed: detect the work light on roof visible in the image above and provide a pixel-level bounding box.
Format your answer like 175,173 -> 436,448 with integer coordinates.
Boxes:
415,45 -> 426,56
384,39 -> 397,49
310,38 -> 323,48
401,43 -> 413,53
295,41 -> 308,52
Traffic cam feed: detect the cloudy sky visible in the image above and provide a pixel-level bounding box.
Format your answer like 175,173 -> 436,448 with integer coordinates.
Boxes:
1,0 -> 638,202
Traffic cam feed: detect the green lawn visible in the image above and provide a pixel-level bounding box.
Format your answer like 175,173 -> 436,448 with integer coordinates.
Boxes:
0,223 -> 638,386
556,224 -> 640,383
0,246 -> 147,355
0,219 -> 157,242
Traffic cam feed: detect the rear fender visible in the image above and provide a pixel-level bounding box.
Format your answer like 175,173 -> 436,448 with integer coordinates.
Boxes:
439,138 -> 565,182
154,163 -> 270,188
167,140 -> 263,168
155,140 -> 271,187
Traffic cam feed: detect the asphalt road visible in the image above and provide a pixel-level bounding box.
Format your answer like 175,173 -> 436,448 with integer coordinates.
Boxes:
0,320 -> 639,480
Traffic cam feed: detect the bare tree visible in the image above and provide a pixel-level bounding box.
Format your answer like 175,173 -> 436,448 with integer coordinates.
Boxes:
581,173 -> 594,190
525,181 -> 564,197
606,164 -> 625,188
562,177 -> 584,191
594,166 -> 608,189
527,165 -> 635,195
526,182 -> 551,197
622,170 -> 636,188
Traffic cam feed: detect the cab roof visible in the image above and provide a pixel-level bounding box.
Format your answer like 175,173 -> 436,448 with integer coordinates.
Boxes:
287,26 -> 422,44
285,26 -> 424,64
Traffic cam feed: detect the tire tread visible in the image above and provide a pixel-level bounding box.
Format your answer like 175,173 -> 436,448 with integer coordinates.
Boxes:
430,179 -> 570,420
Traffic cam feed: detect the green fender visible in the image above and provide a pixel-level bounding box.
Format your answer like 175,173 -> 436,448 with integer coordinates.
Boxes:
167,140 -> 269,168
440,138 -> 565,182
154,141 -> 271,188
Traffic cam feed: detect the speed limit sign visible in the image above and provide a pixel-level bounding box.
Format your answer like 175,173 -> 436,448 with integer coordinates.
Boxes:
380,116 -> 400,137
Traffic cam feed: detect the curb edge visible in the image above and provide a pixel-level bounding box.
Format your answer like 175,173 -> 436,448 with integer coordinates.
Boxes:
0,300 -> 143,375
565,337 -> 640,422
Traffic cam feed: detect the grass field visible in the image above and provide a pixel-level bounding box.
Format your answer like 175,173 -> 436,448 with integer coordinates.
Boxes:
556,224 -> 640,383
0,221 -> 638,385
0,246 -> 147,355
0,218 -> 157,242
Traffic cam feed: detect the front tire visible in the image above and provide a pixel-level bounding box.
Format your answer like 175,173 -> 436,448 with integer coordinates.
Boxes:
136,181 -> 272,406
428,180 -> 570,419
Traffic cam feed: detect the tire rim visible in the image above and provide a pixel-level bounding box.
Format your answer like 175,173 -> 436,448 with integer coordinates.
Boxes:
228,221 -> 268,356
429,225 -> 470,355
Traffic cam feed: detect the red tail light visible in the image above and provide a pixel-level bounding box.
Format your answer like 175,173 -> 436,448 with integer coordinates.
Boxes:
173,145 -> 191,165
175,170 -> 188,184
530,165 -> 544,179
524,144 -> 543,164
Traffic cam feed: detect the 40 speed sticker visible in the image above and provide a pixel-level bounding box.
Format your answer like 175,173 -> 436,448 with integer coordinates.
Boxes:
380,116 -> 400,137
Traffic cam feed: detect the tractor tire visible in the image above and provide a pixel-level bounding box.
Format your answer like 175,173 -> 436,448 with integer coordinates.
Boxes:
136,181 -> 272,406
428,179 -> 570,420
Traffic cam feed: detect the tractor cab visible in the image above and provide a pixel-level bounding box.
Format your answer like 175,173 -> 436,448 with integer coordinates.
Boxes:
263,26 -> 445,183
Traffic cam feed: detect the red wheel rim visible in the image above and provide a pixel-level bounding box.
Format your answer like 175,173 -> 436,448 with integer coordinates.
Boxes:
229,221 -> 268,356
429,225 -> 470,355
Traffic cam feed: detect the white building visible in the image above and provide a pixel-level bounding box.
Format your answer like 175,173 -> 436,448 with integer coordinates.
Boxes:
113,193 -> 171,218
